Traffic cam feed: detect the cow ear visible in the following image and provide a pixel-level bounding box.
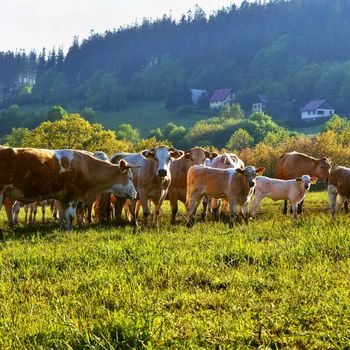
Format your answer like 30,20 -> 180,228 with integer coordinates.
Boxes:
119,160 -> 141,172
210,151 -> 218,159
221,155 -> 227,163
141,150 -> 155,159
236,168 -> 244,175
185,150 -> 191,158
171,150 -> 184,159
256,167 -> 265,176
311,176 -> 318,185
118,159 -> 128,173
296,177 -> 302,183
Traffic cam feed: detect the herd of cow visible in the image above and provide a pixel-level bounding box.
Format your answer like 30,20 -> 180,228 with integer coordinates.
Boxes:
0,144 -> 349,233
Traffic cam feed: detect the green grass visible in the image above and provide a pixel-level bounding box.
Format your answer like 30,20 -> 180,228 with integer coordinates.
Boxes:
289,124 -> 324,136
19,101 -> 209,137
93,101 -> 207,136
0,192 -> 349,349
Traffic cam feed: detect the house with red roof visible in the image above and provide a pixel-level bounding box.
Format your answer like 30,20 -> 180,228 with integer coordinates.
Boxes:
209,88 -> 234,109
300,99 -> 335,120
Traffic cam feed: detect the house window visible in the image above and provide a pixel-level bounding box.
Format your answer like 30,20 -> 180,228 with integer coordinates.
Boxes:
308,111 -> 311,115
317,110 -> 324,115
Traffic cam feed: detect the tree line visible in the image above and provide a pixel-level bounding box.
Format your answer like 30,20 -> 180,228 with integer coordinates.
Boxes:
2,0 -> 350,120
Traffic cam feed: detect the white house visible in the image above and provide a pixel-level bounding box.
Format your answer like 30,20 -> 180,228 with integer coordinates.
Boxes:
252,94 -> 267,113
190,89 -> 208,105
209,88 -> 234,109
300,100 -> 335,120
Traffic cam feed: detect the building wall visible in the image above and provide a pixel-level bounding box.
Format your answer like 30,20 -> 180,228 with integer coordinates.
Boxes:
210,94 -> 234,109
253,103 -> 264,112
301,109 -> 334,119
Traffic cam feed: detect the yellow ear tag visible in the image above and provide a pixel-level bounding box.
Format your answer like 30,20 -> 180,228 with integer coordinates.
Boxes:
311,177 -> 318,185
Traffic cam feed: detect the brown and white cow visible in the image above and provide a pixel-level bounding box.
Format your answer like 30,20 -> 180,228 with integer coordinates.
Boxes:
275,151 -> 331,214
186,165 -> 264,227
168,147 -> 217,224
111,146 -> 184,228
0,147 -> 138,230
202,153 -> 245,220
328,166 -> 350,219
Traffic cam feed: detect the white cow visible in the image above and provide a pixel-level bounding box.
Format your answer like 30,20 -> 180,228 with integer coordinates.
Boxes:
111,146 -> 184,228
252,175 -> 318,218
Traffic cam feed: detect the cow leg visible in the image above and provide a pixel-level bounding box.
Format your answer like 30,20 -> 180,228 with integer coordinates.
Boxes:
115,197 -> 127,225
343,200 -> 349,213
220,200 -> 229,222
283,200 -> 288,215
201,196 -> 209,221
57,201 -> 76,230
228,199 -> 238,228
31,204 -> 38,224
86,203 -> 93,224
186,192 -> 203,228
12,201 -> 20,225
5,198 -> 16,226
297,200 -> 304,214
328,184 -> 338,219
169,192 -> 178,225
152,190 -> 168,228
24,205 -> 29,224
336,195 -> 347,216
41,201 -> 46,224
243,202 -> 250,224
291,202 -> 298,218
251,196 -> 263,218
211,198 -> 220,222
128,199 -> 139,229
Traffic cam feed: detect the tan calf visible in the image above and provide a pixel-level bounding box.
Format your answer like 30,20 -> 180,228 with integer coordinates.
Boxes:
186,165 -> 264,227
168,147 -> 217,224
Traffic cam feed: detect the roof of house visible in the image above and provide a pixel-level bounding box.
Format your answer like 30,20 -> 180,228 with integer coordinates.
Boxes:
300,99 -> 334,112
209,88 -> 232,102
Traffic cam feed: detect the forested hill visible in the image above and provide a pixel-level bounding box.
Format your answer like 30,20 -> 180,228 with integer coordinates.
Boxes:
2,0 -> 350,119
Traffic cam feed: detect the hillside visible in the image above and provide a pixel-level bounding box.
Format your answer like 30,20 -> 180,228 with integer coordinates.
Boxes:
2,0 -> 350,125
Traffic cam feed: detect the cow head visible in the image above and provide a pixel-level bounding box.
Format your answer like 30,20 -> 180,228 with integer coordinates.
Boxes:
141,146 -> 184,178
236,166 -> 265,188
296,175 -> 318,190
315,157 -> 331,182
184,147 -> 217,165
110,160 -> 139,199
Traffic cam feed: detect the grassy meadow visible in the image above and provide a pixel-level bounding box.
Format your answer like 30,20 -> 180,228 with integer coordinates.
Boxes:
0,192 -> 349,349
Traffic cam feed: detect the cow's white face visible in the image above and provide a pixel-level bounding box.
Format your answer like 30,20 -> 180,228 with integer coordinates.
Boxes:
154,147 -> 172,177
142,146 -> 184,178
300,175 -> 312,190
110,168 -> 137,199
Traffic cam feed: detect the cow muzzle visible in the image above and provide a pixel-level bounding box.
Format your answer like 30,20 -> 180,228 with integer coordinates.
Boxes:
157,169 -> 168,177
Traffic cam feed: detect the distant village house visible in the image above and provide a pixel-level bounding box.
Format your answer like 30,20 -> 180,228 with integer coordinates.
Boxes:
300,99 -> 335,120
209,88 -> 234,109
252,94 -> 267,113
190,89 -> 208,105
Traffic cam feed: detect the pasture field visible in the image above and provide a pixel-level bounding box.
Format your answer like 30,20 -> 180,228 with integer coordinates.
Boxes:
0,192 -> 349,349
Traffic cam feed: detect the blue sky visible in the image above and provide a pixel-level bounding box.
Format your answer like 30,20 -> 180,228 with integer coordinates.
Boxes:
0,0 -> 245,53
